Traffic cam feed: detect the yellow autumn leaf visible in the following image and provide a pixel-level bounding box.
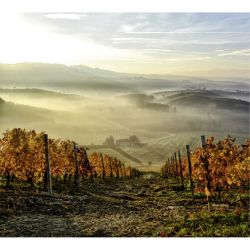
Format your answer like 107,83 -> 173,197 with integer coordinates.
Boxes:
227,178 -> 233,185
205,187 -> 212,197
198,174 -> 205,182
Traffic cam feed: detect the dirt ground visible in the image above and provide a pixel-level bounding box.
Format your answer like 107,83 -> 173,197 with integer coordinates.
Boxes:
0,174 -> 249,237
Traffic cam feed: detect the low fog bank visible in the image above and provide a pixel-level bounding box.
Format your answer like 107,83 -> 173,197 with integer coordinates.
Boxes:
1,63 -> 250,167
0,63 -> 249,167
0,88 -> 249,145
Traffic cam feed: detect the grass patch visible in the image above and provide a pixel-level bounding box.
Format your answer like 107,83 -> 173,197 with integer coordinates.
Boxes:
158,210 -> 249,237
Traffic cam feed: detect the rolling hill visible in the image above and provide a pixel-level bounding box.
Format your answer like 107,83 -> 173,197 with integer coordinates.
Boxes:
0,97 -> 54,124
163,90 -> 249,112
0,63 -> 249,94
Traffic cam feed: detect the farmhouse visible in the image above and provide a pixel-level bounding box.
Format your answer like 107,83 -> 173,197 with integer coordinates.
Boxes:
116,135 -> 143,147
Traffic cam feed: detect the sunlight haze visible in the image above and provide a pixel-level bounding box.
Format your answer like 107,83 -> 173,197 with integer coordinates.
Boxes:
0,13 -> 249,79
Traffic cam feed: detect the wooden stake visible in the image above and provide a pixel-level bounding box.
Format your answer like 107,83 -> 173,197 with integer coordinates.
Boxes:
44,134 -> 52,195
122,163 -> 126,178
115,158 -> 119,178
174,152 -> 178,179
118,160 -> 122,178
99,153 -> 106,180
109,156 -> 113,179
178,149 -> 185,189
167,158 -> 170,177
172,156 -> 176,178
73,142 -> 80,187
170,157 -> 172,177
186,145 -> 194,198
201,135 -> 212,208
83,148 -> 93,183
201,135 -> 206,149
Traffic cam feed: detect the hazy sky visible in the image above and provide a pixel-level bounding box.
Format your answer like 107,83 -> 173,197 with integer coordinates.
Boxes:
0,13 -> 249,78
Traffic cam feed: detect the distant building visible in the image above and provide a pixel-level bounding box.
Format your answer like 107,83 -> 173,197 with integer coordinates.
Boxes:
116,135 -> 143,147
116,139 -> 132,147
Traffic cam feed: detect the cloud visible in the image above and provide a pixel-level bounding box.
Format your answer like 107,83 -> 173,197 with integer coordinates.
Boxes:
44,13 -> 87,20
166,56 -> 211,62
3,13 -> 249,78
144,49 -> 174,52
126,31 -> 248,34
216,49 -> 228,52
218,49 -> 250,57
121,25 -> 135,33
111,37 -> 156,41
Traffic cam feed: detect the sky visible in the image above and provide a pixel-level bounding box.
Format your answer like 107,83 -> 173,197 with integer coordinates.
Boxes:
0,13 -> 249,78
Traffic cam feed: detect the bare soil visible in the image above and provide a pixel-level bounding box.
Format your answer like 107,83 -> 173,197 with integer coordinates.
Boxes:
0,175 -> 248,237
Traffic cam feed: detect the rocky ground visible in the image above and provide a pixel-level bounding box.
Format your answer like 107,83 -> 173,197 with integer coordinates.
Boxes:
0,174 -> 249,237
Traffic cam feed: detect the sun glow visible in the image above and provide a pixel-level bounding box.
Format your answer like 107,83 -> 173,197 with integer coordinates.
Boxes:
0,13 -> 129,65
0,13 -> 249,78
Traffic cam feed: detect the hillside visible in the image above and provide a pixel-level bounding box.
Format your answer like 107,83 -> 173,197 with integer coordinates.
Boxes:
164,90 -> 249,112
0,88 -> 87,111
119,131 -> 249,166
0,63 -> 249,94
125,89 -> 250,112
0,87 -> 249,167
0,88 -> 84,100
0,97 -> 54,124
0,176 -> 248,237
85,145 -> 142,166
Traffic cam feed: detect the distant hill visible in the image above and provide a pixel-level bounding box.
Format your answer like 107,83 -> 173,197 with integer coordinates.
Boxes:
0,88 -> 88,111
121,90 -> 249,135
170,91 -> 249,112
85,145 -> 142,165
0,63 -> 249,93
123,94 -> 170,111
124,131 -> 250,165
0,88 -> 84,100
0,97 -> 54,124
0,63 -> 127,93
154,89 -> 250,113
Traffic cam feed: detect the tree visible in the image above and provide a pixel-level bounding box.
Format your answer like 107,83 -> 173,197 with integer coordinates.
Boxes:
129,135 -> 140,144
103,136 -> 115,146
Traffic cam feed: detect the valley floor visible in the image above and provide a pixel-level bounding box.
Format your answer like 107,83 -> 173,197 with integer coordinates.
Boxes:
0,175 -> 249,237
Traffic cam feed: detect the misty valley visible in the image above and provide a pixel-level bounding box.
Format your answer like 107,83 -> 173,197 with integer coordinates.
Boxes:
1,10 -> 250,239
0,63 -> 249,168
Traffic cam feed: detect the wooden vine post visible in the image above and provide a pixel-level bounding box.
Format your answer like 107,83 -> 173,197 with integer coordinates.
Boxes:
114,158 -> 119,179
99,153 -> 106,180
122,163 -> 126,178
201,135 -> 212,209
109,156 -> 113,179
172,156 -> 176,178
167,158 -> 169,177
83,148 -> 93,183
73,142 -> 80,187
118,160 -> 122,178
167,158 -> 170,177
170,157 -> 172,177
128,166 -> 132,178
174,152 -> 179,182
178,149 -> 185,189
119,161 -> 123,178
44,134 -> 52,195
186,144 -> 194,198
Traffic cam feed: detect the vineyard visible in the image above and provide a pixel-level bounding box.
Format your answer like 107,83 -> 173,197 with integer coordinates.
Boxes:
0,128 -> 249,237
161,135 -> 250,205
0,128 -> 140,192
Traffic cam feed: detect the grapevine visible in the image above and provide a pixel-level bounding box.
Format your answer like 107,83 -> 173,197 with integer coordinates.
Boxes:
162,135 -> 250,200
0,128 -> 139,190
